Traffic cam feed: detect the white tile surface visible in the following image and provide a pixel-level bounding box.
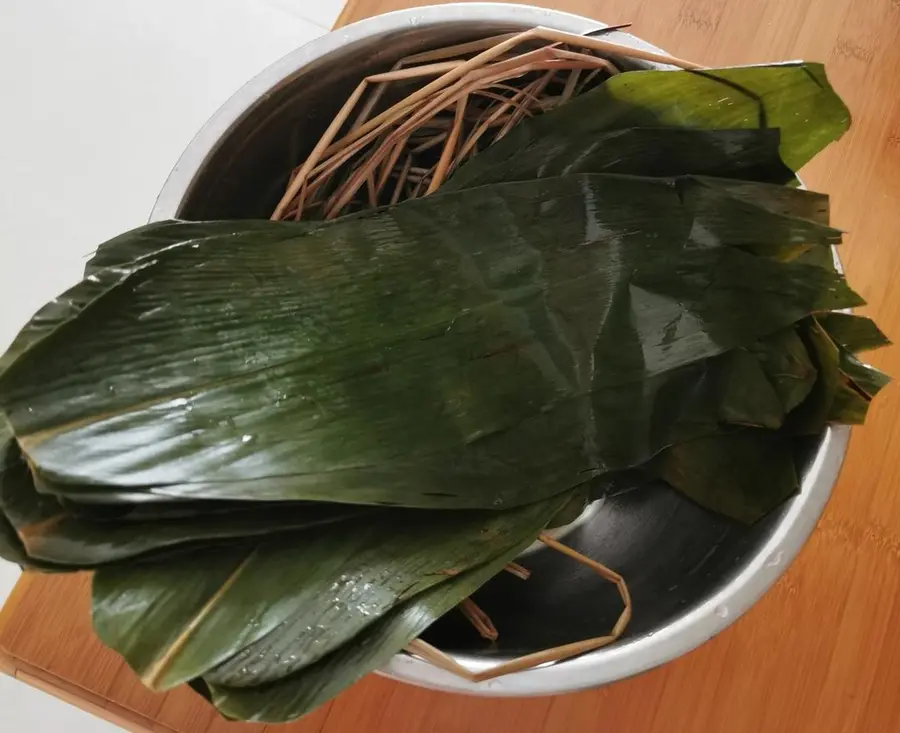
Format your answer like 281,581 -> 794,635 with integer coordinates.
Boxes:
263,0 -> 346,28
0,0 -> 328,356
0,0 -> 338,730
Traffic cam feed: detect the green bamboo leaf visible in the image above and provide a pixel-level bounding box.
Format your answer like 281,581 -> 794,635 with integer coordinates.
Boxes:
0,175 -> 860,507
0,502 -> 66,572
56,495 -> 322,523
31,425 -> 598,510
0,506 -> 32,568
1,457 -> 367,566
587,325 -> 814,470
84,220 -> 303,275
0,258 -> 157,376
589,246 -> 859,411
715,349 -> 785,429
201,497 -> 564,723
546,485 -> 590,529
828,381 -> 871,425
450,63 -> 850,185
0,422 -> 28,568
836,351 -> 891,399
0,418 -> 65,571
820,319 -> 890,424
19,243 -> 859,501
675,176 -> 838,262
747,326 -> 818,414
826,347 -> 890,425
691,177 -> 830,224
92,494 -> 569,692
653,429 -> 799,524
1,221 -> 241,376
816,313 -> 891,353
445,127 -> 795,190
785,318 -> 843,434
790,320 -> 842,428
779,316 -> 889,430
0,218 -> 327,378
793,243 -> 839,271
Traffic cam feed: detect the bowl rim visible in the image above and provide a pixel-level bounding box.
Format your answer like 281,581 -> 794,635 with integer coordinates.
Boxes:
150,1 -> 850,698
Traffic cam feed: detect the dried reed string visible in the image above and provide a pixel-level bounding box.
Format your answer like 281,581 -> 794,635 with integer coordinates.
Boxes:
495,70 -> 556,140
459,598 -> 500,642
405,533 -> 632,684
318,49 -> 617,218
390,155 -> 412,205
291,49 -> 584,217
272,26 -> 702,221
427,96 -> 468,193
503,562 -> 531,581
351,31 -> 526,131
458,562 -> 532,638
334,26 -> 695,156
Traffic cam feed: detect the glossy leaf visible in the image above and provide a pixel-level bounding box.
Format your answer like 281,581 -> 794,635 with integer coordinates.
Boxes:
819,318 -> 890,424
835,349 -> 891,400
1,457 -> 367,566
201,498 -> 563,723
698,177 -> 829,224
55,495 -> 336,523
587,321 -> 818,476
828,380 -> 871,425
652,429 -> 799,524
784,318 -> 843,435
0,426 -> 39,568
92,494 -> 569,692
0,176 -> 860,509
782,316 -> 889,430
84,220 -> 306,275
0,418 -> 65,571
0,506 -> 31,568
715,348 -> 786,429
816,313 -> 891,353
0,221 -> 287,378
585,244 -> 859,470
0,504 -> 65,572
450,63 -> 850,185
0,257 -> 157,377
794,243 -> 840,271
445,127 -> 795,190
747,326 -> 817,414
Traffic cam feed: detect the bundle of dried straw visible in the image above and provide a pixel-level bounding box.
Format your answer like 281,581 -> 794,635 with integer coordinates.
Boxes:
271,25 -> 698,221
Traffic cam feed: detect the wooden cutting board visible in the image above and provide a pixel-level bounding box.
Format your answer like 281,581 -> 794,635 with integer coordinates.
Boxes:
3,1 -> 899,731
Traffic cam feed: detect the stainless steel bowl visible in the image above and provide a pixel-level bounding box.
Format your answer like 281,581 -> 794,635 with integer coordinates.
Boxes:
150,2 -> 849,698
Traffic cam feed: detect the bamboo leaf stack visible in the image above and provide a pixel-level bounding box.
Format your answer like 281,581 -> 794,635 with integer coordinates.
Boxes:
0,29 -> 890,724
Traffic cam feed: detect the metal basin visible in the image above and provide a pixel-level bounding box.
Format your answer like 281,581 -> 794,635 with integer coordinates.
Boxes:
150,2 -> 849,698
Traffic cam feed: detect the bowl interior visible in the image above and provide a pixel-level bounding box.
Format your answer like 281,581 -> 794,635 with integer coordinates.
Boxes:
166,17 -> 823,664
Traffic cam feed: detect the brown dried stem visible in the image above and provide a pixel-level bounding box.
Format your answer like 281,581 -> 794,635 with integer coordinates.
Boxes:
427,95 -> 468,193
273,24 -> 699,221
404,533 -> 632,683
459,598 -> 499,642
503,562 -> 531,581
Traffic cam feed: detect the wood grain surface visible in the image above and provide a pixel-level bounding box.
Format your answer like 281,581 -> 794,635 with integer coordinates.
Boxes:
3,1 -> 900,731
